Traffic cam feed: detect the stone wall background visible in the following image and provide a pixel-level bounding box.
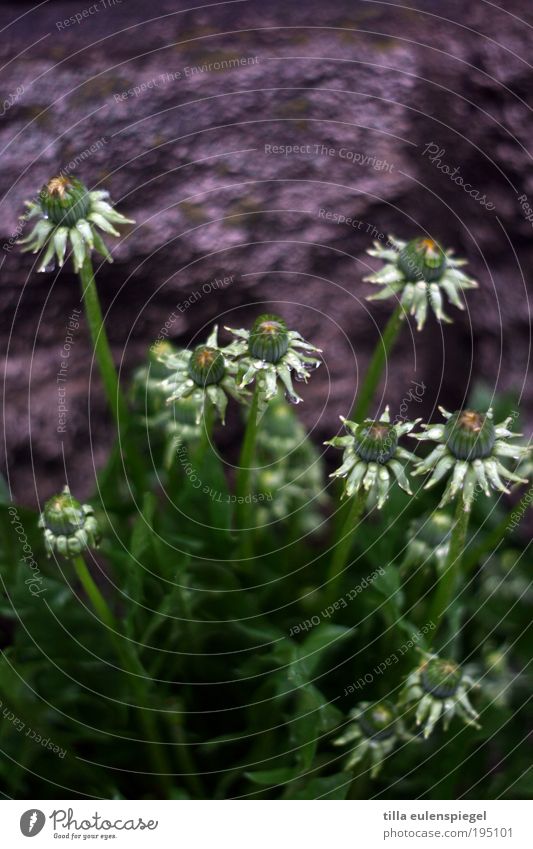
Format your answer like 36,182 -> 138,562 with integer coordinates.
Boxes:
1,0 -> 532,505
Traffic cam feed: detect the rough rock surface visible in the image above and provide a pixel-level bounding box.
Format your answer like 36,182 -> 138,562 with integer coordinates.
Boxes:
1,0 -> 531,504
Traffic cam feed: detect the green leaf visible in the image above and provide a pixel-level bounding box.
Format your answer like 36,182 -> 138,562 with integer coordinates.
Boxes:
273,626 -> 351,692
301,625 -> 351,670
289,684 -> 342,771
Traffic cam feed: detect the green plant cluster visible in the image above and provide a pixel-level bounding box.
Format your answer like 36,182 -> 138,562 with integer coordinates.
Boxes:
0,179 -> 530,800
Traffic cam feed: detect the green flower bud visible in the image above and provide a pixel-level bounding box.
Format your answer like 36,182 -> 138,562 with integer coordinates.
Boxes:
411,512 -> 454,548
354,421 -> 398,463
39,176 -> 90,227
398,237 -> 446,283
248,315 -> 289,363
150,339 -> 174,360
20,175 -> 134,273
444,410 -> 496,461
38,486 -> 100,558
421,658 -> 462,699
147,341 -> 177,381
43,489 -> 84,536
187,345 -> 225,386
359,701 -> 397,740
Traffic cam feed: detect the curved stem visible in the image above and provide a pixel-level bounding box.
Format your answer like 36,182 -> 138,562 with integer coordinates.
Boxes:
235,387 -> 260,554
72,555 -> 176,797
326,489 -> 367,607
72,554 -> 115,629
79,257 -> 128,426
351,303 -> 404,421
79,257 -> 144,493
428,498 -> 470,642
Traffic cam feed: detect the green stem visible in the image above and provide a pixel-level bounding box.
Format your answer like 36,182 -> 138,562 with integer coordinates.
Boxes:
351,303 -> 404,421
326,489 -> 367,607
79,257 -> 128,426
428,498 -> 470,641
72,554 -> 115,629
72,555 -> 175,797
235,387 -> 260,554
79,257 -> 144,493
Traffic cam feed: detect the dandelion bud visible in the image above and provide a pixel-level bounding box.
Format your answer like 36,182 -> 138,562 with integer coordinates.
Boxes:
187,345 -> 226,387
412,406 -> 529,510
248,315 -> 289,363
326,408 -> 419,508
444,410 -> 496,460
358,701 -> 398,740
19,174 -> 134,273
42,488 -> 84,536
144,341 -> 178,383
333,699 -> 404,778
38,486 -> 100,558
402,650 -> 480,737
402,512 -> 453,571
354,421 -> 398,463
158,326 -> 246,425
398,237 -> 446,283
366,235 -> 476,330
421,658 -> 462,699
39,176 -> 91,227
225,316 -> 321,411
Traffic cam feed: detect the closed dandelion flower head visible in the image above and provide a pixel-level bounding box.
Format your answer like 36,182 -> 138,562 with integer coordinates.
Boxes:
187,345 -> 226,387
131,341 -> 180,424
225,314 -> 322,415
365,235 -> 477,330
248,315 -> 289,363
401,651 -> 479,738
402,511 -> 454,572
411,407 -> 530,512
399,237 -> 447,283
157,326 -> 247,425
18,175 -> 134,272
333,701 -> 402,778
325,407 -> 420,508
38,486 -> 100,558
130,343 -> 203,466
254,393 -> 327,527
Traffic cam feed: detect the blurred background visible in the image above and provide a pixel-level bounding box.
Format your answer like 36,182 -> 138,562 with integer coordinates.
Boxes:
1,0 -> 531,505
